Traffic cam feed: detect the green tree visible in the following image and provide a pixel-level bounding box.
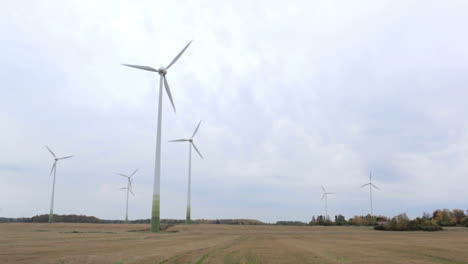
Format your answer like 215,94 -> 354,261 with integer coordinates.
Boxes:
334,215 -> 347,225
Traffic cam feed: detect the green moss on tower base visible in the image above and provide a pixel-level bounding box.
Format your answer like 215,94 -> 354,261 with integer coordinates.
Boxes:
48,210 -> 54,223
186,206 -> 191,224
151,194 -> 160,232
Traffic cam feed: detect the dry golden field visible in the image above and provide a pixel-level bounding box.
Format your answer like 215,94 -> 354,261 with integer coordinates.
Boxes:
1,223 -> 468,264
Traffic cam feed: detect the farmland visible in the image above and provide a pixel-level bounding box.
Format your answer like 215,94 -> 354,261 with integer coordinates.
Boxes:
1,223 -> 467,264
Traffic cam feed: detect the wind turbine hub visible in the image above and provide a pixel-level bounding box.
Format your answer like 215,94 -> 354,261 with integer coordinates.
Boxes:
188,138 -> 193,142
159,67 -> 167,75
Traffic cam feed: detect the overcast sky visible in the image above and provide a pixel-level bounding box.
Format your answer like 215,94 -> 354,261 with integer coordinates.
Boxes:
1,0 -> 467,223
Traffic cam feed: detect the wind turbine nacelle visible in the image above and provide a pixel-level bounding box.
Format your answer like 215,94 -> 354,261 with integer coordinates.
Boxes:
159,67 -> 167,75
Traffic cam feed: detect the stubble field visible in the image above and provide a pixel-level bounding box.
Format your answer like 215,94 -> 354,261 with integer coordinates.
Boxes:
1,223 -> 468,264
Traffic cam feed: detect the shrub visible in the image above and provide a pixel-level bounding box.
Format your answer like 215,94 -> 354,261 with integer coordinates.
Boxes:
276,221 -> 307,226
375,214 -> 442,231
348,215 -> 378,226
463,217 -> 468,227
419,221 -> 443,231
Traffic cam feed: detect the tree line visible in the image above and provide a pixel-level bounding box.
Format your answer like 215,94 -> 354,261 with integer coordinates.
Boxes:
308,209 -> 468,231
2,209 -> 467,231
0,214 -> 266,225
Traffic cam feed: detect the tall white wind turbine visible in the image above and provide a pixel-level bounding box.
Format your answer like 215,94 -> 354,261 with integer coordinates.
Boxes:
169,121 -> 203,224
321,185 -> 335,220
46,146 -> 73,224
361,171 -> 380,215
122,41 -> 192,232
117,169 -> 137,223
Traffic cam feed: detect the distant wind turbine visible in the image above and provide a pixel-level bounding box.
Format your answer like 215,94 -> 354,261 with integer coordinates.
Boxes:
361,171 -> 380,215
46,146 -> 73,224
169,121 -> 203,224
321,185 -> 335,220
122,40 -> 192,232
117,169 -> 138,223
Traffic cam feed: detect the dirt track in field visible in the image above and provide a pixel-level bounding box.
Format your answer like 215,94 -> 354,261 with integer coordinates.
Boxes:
1,223 -> 468,264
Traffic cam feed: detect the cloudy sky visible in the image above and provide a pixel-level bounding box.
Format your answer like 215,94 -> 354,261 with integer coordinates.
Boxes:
1,0 -> 467,223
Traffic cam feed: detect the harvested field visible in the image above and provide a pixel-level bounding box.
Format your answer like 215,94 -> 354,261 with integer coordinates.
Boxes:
1,223 -> 468,264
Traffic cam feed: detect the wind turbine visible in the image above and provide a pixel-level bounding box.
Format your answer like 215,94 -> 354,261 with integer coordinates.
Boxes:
361,171 -> 380,215
46,146 -> 73,224
117,169 -> 137,223
122,40 -> 192,232
321,185 -> 335,220
169,121 -> 204,225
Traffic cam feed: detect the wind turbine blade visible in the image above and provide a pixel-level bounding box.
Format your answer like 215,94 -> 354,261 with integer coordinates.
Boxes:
169,139 -> 189,142
130,169 -> 138,177
328,192 -> 336,195
58,155 -> 73,160
163,77 -> 176,113
50,162 -> 56,175
46,146 -> 56,158
116,173 -> 128,178
321,193 -> 326,200
166,40 -> 192,69
371,184 -> 380,190
122,64 -> 159,72
120,187 -> 127,190
360,183 -> 370,188
192,120 -> 202,138
321,185 -> 326,192
191,142 -> 204,159
129,188 -> 135,196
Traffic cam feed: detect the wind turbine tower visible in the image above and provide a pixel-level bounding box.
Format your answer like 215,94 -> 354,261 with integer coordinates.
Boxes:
122,41 -> 192,232
46,146 -> 73,224
321,185 -> 335,220
169,121 -> 204,224
117,169 -> 137,223
361,171 -> 380,215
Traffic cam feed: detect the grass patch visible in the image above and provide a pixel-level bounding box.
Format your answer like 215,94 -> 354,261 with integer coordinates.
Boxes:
325,251 -> 351,263
245,251 -> 259,264
159,254 -> 179,264
195,253 -> 210,264
222,252 -> 238,263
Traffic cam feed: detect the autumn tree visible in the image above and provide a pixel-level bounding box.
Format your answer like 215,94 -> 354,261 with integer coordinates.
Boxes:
452,209 -> 466,225
432,209 -> 456,226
